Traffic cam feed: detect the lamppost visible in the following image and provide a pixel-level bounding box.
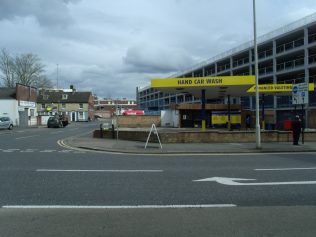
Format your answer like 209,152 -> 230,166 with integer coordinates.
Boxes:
253,0 -> 261,148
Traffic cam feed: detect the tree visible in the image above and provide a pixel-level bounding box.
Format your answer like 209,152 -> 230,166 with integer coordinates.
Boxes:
0,49 -> 16,87
14,53 -> 45,87
0,49 -> 52,88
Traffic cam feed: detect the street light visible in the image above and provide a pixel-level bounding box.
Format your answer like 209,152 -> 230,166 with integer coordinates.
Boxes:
253,0 -> 261,148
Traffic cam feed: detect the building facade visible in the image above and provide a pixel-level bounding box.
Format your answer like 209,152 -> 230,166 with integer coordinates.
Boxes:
0,83 -> 37,127
137,13 -> 316,128
37,89 -> 94,124
94,97 -> 137,118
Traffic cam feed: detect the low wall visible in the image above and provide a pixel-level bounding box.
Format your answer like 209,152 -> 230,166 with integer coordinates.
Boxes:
92,129 -> 316,143
116,116 -> 160,128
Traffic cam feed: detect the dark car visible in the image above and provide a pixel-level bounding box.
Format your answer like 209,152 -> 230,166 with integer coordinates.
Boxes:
47,116 -> 63,128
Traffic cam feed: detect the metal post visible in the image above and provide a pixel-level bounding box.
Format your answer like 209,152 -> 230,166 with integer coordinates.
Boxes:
253,0 -> 261,148
227,95 -> 231,130
261,94 -> 265,130
301,104 -> 305,144
201,89 -> 206,131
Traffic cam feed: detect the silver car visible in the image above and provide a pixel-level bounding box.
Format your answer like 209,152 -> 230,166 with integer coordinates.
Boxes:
0,116 -> 13,130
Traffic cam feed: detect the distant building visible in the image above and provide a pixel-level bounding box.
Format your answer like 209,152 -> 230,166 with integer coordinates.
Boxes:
94,97 -> 137,118
0,83 -> 37,127
37,88 -> 94,123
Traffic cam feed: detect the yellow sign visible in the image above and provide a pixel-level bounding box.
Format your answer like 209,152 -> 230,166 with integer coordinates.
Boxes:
247,83 -> 315,93
151,76 -> 255,88
211,112 -> 241,126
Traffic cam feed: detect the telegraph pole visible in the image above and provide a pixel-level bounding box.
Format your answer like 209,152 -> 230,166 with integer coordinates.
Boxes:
253,0 -> 261,148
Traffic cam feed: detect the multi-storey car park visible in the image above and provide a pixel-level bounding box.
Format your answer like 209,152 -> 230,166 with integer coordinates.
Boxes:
137,13 -> 316,129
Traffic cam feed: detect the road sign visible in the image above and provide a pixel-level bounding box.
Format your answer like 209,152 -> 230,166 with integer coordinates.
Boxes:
292,82 -> 309,105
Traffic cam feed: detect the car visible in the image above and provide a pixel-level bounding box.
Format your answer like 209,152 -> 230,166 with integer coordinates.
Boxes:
47,116 -> 63,128
0,116 -> 13,130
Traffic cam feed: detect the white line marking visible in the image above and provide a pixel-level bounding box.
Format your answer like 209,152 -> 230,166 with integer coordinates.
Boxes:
20,149 -> 36,153
39,150 -> 56,153
2,149 -> 20,152
50,131 -> 64,134
58,150 -> 72,153
2,204 -> 236,209
36,169 -> 164,173
255,167 -> 316,171
16,135 -> 40,140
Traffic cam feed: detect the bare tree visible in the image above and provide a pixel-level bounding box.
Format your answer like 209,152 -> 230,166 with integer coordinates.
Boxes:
14,53 -> 45,86
0,49 -> 53,88
34,75 -> 53,89
0,49 -> 16,87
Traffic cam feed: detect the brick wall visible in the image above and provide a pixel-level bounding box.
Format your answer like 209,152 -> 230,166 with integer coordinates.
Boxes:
93,129 -> 314,143
115,116 -> 161,128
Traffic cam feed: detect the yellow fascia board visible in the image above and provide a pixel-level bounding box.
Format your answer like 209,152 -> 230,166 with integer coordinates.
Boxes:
247,83 -> 315,93
151,76 -> 255,88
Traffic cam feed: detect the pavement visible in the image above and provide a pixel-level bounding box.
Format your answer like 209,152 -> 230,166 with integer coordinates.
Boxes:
63,133 -> 316,154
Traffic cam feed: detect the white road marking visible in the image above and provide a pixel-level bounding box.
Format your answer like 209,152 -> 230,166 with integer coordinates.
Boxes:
255,167 -> 316,171
50,131 -> 64,134
36,169 -> 164,173
2,204 -> 236,209
193,176 -> 316,186
58,150 -> 72,153
16,135 -> 40,140
39,150 -> 56,153
2,149 -> 20,152
20,149 -> 36,153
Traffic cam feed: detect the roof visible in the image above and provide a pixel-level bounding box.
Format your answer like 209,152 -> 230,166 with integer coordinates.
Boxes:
0,88 -> 16,99
37,91 -> 92,103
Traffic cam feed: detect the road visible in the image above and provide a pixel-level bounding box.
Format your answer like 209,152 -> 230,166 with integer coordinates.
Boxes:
1,122 -> 316,236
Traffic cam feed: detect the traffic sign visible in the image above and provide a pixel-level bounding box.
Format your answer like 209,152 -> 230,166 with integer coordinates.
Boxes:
292,82 -> 309,105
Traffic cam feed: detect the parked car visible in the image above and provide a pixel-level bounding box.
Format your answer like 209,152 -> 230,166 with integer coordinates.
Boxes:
0,116 -> 13,130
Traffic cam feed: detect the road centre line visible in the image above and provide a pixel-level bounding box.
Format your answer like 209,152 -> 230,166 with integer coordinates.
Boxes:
16,135 -> 40,140
2,204 -> 236,209
255,167 -> 316,171
36,169 -> 164,173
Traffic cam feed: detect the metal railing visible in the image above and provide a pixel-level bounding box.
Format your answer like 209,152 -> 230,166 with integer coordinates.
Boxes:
276,58 -> 304,71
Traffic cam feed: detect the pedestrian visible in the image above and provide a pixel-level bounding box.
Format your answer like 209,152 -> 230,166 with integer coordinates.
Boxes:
292,115 -> 302,145
245,115 -> 251,130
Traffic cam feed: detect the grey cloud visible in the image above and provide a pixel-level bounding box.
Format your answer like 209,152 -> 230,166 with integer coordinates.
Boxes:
0,0 -> 80,28
123,44 -> 197,74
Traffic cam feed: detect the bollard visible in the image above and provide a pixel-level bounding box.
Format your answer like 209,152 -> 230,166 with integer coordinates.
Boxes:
100,123 -> 103,138
111,124 -> 115,139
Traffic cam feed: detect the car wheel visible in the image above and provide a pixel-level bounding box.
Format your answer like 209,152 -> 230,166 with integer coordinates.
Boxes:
8,124 -> 13,130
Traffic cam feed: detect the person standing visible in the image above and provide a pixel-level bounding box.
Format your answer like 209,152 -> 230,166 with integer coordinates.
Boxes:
292,115 -> 302,145
245,115 -> 251,130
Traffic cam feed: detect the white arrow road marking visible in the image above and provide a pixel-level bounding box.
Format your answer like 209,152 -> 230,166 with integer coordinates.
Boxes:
193,177 -> 316,186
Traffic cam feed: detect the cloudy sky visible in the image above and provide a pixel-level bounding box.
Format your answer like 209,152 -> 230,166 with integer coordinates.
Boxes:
1,0 -> 316,99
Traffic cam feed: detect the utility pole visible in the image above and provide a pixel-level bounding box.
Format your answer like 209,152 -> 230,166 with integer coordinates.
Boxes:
253,0 -> 261,149
56,64 -> 59,89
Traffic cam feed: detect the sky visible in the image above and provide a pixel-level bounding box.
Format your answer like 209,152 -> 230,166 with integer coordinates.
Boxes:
1,0 -> 316,99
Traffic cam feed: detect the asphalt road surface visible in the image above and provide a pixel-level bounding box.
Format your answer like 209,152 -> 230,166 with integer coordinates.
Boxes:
1,122 -> 316,236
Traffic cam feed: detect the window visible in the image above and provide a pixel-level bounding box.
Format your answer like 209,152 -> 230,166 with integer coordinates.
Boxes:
43,95 -> 49,100
30,109 -> 35,117
79,103 -> 83,109
62,94 -> 68,100
41,104 -> 45,109
62,103 -> 66,109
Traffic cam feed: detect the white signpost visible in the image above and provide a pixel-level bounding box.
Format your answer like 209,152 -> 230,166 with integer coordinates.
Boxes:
292,82 -> 309,105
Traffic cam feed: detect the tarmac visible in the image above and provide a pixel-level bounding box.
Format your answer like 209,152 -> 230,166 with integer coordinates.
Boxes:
63,132 -> 316,154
